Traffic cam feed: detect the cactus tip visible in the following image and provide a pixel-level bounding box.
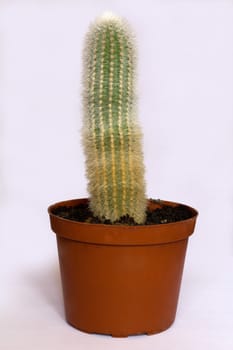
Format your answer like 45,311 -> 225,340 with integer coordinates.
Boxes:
100,11 -> 117,20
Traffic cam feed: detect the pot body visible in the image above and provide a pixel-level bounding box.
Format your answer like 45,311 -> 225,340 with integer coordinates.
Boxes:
48,198 -> 198,337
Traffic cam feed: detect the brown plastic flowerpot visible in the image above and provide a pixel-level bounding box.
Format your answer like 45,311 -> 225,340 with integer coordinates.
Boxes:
48,198 -> 198,337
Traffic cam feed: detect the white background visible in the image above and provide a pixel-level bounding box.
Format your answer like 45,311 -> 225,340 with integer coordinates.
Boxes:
1,0 -> 233,349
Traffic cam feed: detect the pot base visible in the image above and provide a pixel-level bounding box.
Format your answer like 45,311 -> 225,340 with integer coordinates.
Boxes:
67,319 -> 175,337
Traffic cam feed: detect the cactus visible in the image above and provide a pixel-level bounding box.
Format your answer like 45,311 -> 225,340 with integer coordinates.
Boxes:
82,13 -> 146,224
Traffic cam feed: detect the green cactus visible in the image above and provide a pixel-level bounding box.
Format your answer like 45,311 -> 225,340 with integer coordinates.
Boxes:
82,13 -> 146,224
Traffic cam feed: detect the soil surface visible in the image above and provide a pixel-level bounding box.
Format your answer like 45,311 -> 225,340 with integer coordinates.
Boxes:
52,200 -> 193,225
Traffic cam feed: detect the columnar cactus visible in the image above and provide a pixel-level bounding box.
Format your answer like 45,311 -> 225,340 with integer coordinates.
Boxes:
82,13 -> 146,224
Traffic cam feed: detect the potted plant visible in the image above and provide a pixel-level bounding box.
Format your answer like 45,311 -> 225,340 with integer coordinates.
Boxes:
48,13 -> 198,337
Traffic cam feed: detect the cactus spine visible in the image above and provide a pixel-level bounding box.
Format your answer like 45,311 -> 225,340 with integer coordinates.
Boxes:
82,13 -> 146,224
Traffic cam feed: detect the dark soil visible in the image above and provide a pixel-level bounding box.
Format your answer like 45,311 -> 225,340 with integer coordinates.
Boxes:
52,200 -> 193,225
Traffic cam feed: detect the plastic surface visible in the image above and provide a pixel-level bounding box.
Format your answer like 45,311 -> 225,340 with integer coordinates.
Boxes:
48,198 -> 198,337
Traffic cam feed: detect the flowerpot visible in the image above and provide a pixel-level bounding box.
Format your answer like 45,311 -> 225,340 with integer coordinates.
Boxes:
48,198 -> 198,337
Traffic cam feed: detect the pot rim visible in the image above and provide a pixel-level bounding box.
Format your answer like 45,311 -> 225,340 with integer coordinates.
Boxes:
48,198 -> 198,246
